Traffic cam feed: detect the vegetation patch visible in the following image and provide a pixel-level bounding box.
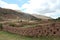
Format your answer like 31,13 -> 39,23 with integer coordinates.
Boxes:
0,31 -> 60,40
0,23 -> 3,30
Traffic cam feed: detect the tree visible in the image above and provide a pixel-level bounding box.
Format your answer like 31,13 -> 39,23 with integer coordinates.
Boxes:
57,17 -> 60,20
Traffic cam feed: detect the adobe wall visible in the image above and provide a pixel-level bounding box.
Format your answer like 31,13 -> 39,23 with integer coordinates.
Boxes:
2,22 -> 60,37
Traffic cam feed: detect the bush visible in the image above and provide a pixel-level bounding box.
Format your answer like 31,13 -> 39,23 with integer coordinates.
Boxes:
9,23 -> 16,27
0,23 -> 3,30
0,17 -> 4,21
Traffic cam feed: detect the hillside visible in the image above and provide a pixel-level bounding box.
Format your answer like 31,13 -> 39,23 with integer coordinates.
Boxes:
0,7 -> 52,22
32,14 -> 52,19
0,7 -> 39,21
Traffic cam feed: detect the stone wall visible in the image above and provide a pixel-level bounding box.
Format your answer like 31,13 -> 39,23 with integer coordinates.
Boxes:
2,22 -> 60,37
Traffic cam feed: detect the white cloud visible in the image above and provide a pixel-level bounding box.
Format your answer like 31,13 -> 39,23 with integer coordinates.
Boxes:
21,0 -> 48,13
0,0 -> 21,10
2,4 -> 21,10
21,0 -> 55,13
43,9 -> 60,18
21,0 -> 60,18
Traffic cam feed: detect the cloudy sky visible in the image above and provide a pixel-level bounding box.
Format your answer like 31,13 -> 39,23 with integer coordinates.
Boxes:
0,0 -> 60,19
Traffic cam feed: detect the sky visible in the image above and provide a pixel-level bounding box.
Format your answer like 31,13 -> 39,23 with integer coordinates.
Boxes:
0,0 -> 60,19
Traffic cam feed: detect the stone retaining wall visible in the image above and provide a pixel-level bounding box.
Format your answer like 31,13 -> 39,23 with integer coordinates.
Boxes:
2,22 -> 60,37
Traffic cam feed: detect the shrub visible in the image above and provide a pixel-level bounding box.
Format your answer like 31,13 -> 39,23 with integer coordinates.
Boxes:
9,23 -> 16,27
0,23 -> 3,30
0,17 -> 4,21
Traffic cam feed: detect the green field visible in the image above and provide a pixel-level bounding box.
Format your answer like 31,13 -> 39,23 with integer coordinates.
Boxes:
0,31 -> 60,40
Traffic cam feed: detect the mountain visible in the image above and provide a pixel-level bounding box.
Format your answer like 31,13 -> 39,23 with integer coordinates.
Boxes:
0,7 -> 52,22
31,14 -> 52,19
0,7 -> 39,21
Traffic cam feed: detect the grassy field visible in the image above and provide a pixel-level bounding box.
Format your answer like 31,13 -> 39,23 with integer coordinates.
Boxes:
0,31 -> 60,40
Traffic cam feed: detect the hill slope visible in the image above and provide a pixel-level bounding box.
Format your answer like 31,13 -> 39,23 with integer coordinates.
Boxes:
32,14 -> 52,19
0,7 -> 39,21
